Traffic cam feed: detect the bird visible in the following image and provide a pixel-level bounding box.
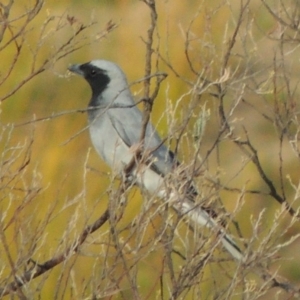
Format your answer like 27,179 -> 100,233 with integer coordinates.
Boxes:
68,59 -> 243,261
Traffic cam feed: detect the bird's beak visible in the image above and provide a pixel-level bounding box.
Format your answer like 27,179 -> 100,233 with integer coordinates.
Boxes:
68,64 -> 84,76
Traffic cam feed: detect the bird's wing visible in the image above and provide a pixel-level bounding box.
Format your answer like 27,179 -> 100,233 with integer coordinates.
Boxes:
108,107 -> 176,176
107,107 -> 145,148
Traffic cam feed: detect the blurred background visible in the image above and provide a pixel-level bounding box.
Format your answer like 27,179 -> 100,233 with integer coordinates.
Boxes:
1,0 -> 300,299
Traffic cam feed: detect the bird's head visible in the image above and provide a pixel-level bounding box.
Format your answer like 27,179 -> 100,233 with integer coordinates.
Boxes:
68,60 -> 132,106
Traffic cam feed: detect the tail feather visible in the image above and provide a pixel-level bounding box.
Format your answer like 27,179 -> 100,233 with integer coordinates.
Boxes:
172,198 -> 243,261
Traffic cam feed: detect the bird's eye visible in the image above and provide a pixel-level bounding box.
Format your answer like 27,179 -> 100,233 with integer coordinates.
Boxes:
90,69 -> 97,76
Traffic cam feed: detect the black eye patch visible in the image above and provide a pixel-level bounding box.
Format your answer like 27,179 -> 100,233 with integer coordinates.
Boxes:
90,69 -> 97,76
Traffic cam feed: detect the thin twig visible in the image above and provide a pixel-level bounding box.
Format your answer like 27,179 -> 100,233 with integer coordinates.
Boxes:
0,209 -> 110,296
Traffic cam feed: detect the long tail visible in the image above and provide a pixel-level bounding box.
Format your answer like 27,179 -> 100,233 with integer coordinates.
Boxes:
172,198 -> 243,261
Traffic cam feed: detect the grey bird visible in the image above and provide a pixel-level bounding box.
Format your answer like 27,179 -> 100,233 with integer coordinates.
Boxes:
68,59 -> 243,261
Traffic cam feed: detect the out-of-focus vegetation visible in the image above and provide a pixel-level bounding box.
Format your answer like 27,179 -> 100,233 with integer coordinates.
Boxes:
1,0 -> 300,299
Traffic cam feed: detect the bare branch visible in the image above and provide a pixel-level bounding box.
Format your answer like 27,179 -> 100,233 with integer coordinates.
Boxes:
0,209 -> 109,296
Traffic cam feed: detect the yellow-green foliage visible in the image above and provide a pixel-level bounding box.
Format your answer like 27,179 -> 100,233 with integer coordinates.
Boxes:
1,0 -> 300,299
